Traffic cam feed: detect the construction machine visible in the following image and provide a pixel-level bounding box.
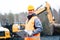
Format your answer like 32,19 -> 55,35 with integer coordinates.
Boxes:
35,2 -> 60,35
0,23 -> 11,40
12,23 -> 25,37
34,2 -> 54,35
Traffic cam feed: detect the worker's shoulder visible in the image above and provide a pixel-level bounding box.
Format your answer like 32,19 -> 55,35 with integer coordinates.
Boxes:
33,16 -> 38,19
33,16 -> 40,21
33,16 -> 39,20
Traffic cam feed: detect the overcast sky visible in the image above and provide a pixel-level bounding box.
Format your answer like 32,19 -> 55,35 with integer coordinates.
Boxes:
0,0 -> 60,14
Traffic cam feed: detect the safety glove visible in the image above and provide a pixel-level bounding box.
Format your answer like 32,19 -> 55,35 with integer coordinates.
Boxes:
16,30 -> 28,38
24,30 -> 33,37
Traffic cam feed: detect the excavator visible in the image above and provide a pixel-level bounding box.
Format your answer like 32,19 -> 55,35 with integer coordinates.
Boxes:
35,2 -> 55,35
35,2 -> 60,35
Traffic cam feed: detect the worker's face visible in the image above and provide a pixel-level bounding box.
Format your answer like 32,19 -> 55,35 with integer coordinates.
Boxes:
28,10 -> 34,15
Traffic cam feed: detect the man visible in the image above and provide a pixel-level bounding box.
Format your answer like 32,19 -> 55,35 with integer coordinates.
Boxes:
24,5 -> 43,40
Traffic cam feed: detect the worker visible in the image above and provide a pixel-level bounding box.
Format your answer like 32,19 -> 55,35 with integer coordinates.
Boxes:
24,5 -> 43,40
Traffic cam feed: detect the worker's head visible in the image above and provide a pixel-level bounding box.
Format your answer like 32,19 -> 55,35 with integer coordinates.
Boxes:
27,5 -> 35,15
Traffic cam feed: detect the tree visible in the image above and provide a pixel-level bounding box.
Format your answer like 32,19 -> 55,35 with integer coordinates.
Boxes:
19,12 -> 27,22
7,12 -> 14,24
14,14 -> 19,23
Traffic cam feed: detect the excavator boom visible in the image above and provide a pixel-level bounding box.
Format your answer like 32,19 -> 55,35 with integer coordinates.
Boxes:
35,2 -> 54,24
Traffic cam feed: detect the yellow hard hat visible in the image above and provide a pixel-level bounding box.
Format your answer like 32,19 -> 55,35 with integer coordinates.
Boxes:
28,5 -> 35,10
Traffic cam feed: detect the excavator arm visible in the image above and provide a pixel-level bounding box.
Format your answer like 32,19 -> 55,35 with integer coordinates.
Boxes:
35,2 -> 54,24
35,7 -> 46,15
34,2 -> 55,35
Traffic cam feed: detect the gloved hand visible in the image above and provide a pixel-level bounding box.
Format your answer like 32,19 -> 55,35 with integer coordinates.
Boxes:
24,30 -> 33,37
16,30 -> 28,38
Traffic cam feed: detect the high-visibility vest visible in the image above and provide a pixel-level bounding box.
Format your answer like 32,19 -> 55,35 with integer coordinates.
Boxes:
25,16 -> 40,40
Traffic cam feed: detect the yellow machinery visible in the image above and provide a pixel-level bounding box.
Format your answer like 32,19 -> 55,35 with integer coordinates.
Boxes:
12,23 -> 24,33
35,2 -> 60,35
35,2 -> 55,35
35,2 -> 54,23
12,24 -> 20,32
0,26 -> 10,40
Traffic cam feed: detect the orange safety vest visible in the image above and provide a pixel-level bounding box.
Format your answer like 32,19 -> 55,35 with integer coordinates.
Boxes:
24,16 -> 40,40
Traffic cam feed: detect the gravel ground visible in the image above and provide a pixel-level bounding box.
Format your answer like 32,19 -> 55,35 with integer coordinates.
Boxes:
41,36 -> 60,40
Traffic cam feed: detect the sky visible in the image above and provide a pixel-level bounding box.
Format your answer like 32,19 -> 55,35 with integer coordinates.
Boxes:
0,0 -> 60,14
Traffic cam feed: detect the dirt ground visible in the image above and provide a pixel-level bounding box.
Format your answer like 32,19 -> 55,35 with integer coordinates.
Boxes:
41,36 -> 60,40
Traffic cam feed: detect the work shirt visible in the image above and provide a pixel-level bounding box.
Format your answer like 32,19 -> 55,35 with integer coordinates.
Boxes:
33,18 -> 43,35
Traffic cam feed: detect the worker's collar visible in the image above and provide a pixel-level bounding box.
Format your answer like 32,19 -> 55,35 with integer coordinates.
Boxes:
27,13 -> 37,20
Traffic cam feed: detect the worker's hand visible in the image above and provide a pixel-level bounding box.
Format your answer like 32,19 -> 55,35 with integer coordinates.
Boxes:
24,30 -> 33,37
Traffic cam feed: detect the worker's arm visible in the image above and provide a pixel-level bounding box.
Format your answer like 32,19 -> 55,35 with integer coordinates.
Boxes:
32,18 -> 43,35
